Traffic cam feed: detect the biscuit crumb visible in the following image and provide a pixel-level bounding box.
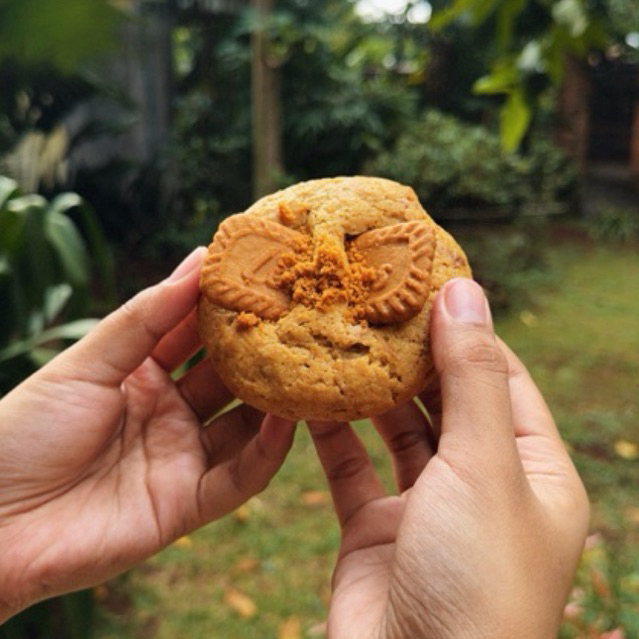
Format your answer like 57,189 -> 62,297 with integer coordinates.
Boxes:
274,234 -> 377,323
236,311 -> 261,330
278,200 -> 309,227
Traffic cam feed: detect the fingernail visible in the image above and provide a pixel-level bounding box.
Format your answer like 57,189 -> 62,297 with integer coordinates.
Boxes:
443,278 -> 491,325
168,247 -> 206,282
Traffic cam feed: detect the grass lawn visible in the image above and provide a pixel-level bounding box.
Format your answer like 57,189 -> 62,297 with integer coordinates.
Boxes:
94,223 -> 639,639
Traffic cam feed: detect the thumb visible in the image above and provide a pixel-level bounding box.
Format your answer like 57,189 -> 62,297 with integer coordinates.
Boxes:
429,278 -> 519,470
53,247 -> 207,387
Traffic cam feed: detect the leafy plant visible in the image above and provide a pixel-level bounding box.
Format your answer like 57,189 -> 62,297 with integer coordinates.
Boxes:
452,220 -> 551,312
0,175 -> 113,394
168,0 -> 417,223
0,176 -> 114,638
365,109 -> 576,219
429,0 -> 611,151
584,204 -> 639,244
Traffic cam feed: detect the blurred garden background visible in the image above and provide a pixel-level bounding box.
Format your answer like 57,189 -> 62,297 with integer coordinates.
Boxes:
1,0 -> 638,637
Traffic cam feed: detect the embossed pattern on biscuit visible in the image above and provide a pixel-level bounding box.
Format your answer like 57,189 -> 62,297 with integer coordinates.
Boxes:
200,215 -> 304,320
201,214 -> 437,325
351,221 -> 436,324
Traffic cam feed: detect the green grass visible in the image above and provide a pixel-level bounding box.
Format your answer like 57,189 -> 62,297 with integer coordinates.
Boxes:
94,225 -> 639,639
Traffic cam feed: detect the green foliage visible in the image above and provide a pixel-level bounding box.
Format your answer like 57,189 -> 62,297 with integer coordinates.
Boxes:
456,222 -> 551,312
0,176 -> 113,394
365,109 -> 576,218
169,0 -> 417,222
430,0 -> 613,150
0,176 -> 113,635
0,0 -> 124,72
1,590 -> 96,639
584,204 -> 639,243
170,60 -> 253,220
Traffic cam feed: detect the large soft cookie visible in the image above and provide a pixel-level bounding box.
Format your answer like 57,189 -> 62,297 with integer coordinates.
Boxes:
198,176 -> 471,422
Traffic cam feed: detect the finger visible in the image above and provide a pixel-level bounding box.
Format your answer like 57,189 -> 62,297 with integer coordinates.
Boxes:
56,247 -> 207,388
497,338 -> 561,442
176,357 -> 235,423
371,399 -> 436,492
497,340 -> 590,533
430,278 -> 521,474
201,403 -> 265,465
197,413 -> 296,522
307,421 -> 386,528
152,307 -> 202,373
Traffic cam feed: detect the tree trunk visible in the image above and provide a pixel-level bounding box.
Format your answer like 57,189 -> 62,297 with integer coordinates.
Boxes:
251,0 -> 282,200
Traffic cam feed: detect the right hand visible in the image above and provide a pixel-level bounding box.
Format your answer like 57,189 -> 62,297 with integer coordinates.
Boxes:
309,277 -> 589,638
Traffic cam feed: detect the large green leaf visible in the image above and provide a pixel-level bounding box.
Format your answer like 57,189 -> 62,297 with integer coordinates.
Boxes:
45,209 -> 90,287
496,0 -> 528,50
500,88 -> 532,151
474,61 -> 518,94
0,176 -> 18,209
0,201 -> 27,253
0,188 -> 100,344
53,194 -> 116,301
0,318 -> 98,363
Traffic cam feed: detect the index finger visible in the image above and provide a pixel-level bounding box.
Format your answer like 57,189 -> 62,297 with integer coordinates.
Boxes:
56,248 -> 205,387
497,338 -> 562,443
307,421 -> 386,528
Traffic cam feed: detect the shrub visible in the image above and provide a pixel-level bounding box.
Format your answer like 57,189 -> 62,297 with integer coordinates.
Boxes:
365,109 -> 576,220
453,221 -> 551,313
585,204 -> 639,244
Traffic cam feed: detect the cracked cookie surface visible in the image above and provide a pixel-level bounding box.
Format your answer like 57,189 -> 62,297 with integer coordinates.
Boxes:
198,176 -> 471,421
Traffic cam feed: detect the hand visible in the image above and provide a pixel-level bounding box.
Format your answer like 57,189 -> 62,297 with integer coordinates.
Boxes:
0,248 -> 295,621
309,278 -> 589,639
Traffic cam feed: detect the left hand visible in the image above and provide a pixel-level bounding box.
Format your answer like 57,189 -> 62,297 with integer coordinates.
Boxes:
0,247 -> 295,621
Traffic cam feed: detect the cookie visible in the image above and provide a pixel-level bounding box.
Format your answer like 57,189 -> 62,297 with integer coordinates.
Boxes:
198,176 -> 471,422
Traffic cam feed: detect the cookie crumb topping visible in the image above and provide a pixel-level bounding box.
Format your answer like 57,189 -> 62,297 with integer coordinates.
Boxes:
235,311 -> 261,330
274,234 -> 378,322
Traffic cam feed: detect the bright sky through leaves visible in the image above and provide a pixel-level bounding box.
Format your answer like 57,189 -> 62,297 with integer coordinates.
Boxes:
355,0 -> 432,23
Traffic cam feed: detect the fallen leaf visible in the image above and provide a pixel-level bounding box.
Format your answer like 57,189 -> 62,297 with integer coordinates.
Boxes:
233,556 -> 261,574
591,568 -> 611,599
614,439 -> 639,460
234,504 -> 252,523
278,616 -> 302,639
172,535 -> 193,549
519,310 -> 538,327
301,490 -> 330,507
624,506 -> 639,525
224,587 -> 258,619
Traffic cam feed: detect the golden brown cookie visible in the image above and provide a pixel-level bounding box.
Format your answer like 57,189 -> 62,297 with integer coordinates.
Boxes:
198,176 -> 471,422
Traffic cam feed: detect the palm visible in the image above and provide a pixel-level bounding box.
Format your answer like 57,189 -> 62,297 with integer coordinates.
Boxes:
0,358 -> 211,598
